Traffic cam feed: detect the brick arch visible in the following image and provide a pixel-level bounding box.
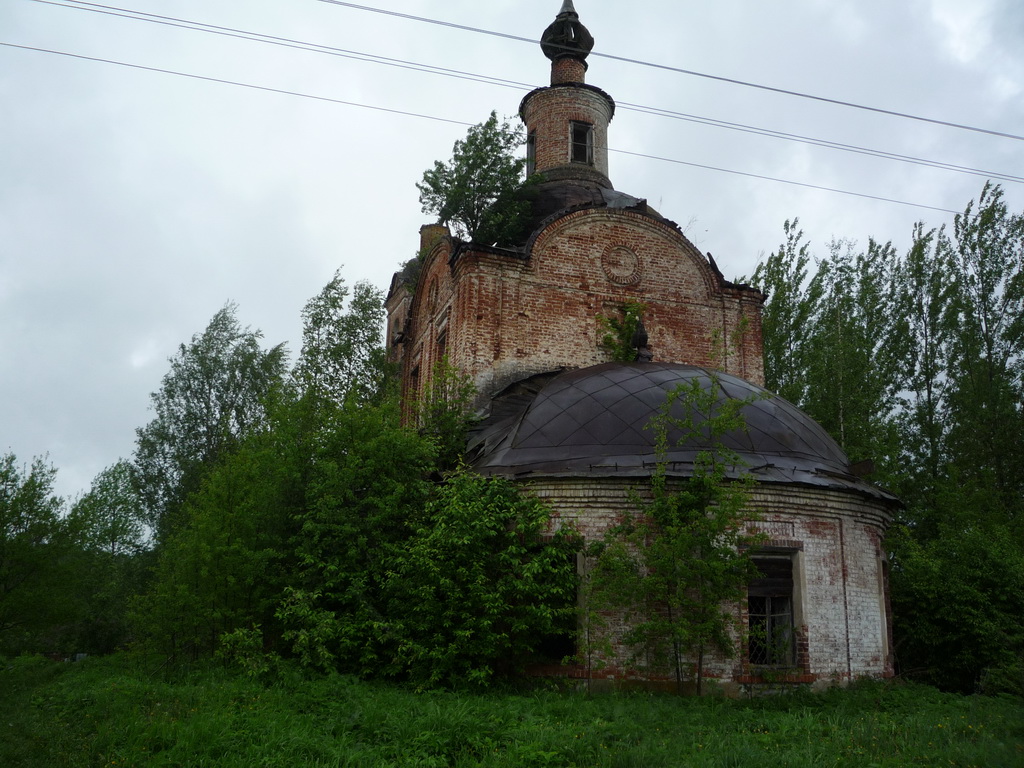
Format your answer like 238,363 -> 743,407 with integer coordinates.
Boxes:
527,208 -> 724,302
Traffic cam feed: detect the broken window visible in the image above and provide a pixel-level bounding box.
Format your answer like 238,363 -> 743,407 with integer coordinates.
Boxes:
570,121 -> 593,165
748,556 -> 795,667
526,131 -> 537,176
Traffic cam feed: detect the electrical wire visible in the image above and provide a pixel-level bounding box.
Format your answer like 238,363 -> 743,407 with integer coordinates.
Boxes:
29,0 -> 539,92
0,41 -> 962,216
607,148 -> 960,215
316,0 -> 1024,143
32,0 -> 1024,185
0,42 -> 474,128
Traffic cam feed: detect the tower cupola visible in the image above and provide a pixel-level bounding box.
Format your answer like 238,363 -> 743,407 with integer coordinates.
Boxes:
520,1 -> 615,187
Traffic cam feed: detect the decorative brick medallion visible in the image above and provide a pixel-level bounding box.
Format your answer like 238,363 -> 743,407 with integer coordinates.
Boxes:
601,245 -> 642,285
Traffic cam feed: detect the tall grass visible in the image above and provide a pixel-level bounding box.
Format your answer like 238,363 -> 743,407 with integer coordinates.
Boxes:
2,654 -> 1022,767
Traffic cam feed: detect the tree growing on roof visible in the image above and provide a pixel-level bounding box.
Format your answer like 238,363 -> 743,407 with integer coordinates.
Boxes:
416,111 -> 534,245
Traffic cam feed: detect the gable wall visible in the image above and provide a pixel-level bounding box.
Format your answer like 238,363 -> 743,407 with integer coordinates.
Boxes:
438,209 -> 764,401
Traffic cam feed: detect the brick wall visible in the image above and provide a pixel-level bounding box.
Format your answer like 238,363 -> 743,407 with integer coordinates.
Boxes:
521,83 -> 614,182
525,476 -> 894,691
390,208 -> 764,406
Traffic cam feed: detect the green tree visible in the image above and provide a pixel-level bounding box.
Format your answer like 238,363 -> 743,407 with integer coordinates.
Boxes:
751,219 -> 815,406
586,376 -> 761,694
74,460 -> 146,557
597,300 -> 648,363
802,238 -> 905,475
890,223 -> 956,532
133,303 -> 288,545
278,397 -> 436,675
889,524 -> 1024,693
754,229 -> 905,481
133,419 -> 303,660
66,460 -> 149,654
416,357 -> 477,473
292,272 -> 391,406
0,453 -> 77,653
384,471 -> 581,688
942,182 -> 1024,523
416,111 -> 532,245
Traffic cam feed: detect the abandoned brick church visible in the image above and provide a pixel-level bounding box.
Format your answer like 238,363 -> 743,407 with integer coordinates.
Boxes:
386,1 -> 897,692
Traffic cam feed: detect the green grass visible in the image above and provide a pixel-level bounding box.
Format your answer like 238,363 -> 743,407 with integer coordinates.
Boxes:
2,654 -> 1022,767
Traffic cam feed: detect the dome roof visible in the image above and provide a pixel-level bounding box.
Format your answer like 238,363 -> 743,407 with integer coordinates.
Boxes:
468,363 -> 895,500
541,1 -> 595,62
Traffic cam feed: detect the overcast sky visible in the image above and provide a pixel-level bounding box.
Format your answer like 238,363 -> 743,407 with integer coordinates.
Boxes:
2,0 -> 1022,499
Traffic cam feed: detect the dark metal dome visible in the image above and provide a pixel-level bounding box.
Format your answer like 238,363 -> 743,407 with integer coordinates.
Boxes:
541,0 -> 595,61
468,363 -> 895,500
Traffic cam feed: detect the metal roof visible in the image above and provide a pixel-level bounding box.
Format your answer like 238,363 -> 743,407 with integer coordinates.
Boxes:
468,363 -> 897,501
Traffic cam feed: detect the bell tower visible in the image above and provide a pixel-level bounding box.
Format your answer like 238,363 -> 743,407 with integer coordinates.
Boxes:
520,1 -> 615,188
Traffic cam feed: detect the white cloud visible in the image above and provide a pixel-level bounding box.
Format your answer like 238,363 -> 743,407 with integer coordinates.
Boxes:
927,0 -> 994,64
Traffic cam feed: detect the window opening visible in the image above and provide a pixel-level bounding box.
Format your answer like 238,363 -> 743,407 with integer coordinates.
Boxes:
748,557 -> 795,666
534,550 -> 578,664
526,131 -> 536,176
571,122 -> 593,165
436,329 -> 448,360
409,365 -> 421,407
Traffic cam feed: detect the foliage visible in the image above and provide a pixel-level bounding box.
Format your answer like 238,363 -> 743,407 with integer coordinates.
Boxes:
417,111 -> 533,245
0,453 -> 84,654
280,397 -> 436,677
384,472 -> 582,688
72,460 -> 146,557
751,220 -> 814,406
597,300 -> 648,362
4,656 -> 1023,767
586,375 -> 762,694
889,524 -> 1024,694
889,222 -> 956,534
132,418 -> 301,660
62,460 -> 150,654
133,302 -> 288,545
416,357 -> 478,472
216,624 -> 276,679
292,272 -> 391,405
942,182 -> 1024,521
754,231 -> 905,476
754,184 -> 1024,691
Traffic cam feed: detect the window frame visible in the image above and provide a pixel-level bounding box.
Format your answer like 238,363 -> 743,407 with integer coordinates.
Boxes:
747,554 -> 798,669
570,121 -> 594,165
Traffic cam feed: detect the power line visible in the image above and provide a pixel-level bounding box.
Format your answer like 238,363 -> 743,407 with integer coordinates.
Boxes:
34,0 -> 1024,185
608,148 -> 960,215
621,103 -> 1024,185
0,42 -> 474,128
317,0 -> 1024,143
30,0 -> 538,92
0,41 -> 963,216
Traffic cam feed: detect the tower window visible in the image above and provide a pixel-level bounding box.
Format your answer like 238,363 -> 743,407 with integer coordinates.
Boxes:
748,557 -> 795,667
571,121 -> 594,164
526,131 -> 536,176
